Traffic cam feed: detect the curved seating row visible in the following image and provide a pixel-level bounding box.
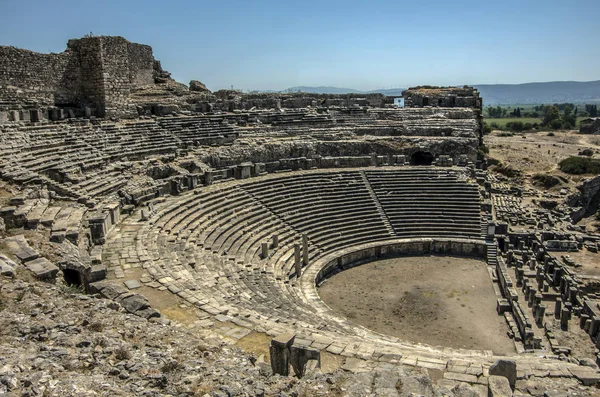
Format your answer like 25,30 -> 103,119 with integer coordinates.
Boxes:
0,117 -> 239,200
364,169 -> 482,239
103,167 -> 553,368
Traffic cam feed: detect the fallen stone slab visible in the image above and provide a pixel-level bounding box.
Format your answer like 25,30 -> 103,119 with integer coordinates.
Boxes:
136,307 -> 161,319
569,366 -> 600,386
118,294 -> 151,313
489,359 -> 517,388
0,254 -> 18,277
124,279 -> 141,290
40,207 -> 62,226
4,235 -> 39,262
443,371 -> 478,384
341,357 -> 368,373
24,257 -> 59,280
488,375 -> 513,397
90,280 -> 128,299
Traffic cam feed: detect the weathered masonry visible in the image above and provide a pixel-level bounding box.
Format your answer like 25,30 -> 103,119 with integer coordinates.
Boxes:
0,36 -> 161,120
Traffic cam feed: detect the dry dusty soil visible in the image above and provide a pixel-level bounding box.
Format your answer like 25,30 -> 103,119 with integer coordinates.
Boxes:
318,255 -> 516,355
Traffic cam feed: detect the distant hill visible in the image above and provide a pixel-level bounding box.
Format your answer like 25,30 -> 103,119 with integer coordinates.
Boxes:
474,81 -> 600,105
284,86 -> 363,94
278,81 -> 600,105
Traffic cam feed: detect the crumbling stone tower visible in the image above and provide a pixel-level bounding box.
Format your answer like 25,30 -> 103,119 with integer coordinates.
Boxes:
0,35 -> 163,120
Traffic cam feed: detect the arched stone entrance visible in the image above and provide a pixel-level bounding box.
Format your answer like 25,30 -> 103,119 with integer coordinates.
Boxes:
410,151 -> 434,166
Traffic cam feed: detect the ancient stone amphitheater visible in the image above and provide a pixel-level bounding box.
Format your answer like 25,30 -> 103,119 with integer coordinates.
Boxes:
1,35 -> 600,396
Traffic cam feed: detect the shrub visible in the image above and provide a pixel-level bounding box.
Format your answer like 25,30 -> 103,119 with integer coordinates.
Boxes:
558,157 -> 600,174
506,121 -> 525,132
490,122 -> 500,129
550,119 -> 563,130
490,164 -> 522,178
483,122 -> 492,135
532,174 -> 561,188
487,157 -> 501,166
498,132 -> 513,137
547,132 -> 555,137
478,145 -> 489,154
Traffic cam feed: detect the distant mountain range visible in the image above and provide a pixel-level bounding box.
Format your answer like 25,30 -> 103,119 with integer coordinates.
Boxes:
278,81 -> 600,105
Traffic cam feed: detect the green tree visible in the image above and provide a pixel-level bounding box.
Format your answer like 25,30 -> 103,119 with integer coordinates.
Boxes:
562,105 -> 576,128
542,106 -> 561,128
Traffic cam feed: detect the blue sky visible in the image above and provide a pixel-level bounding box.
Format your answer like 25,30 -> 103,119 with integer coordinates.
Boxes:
1,0 -> 598,91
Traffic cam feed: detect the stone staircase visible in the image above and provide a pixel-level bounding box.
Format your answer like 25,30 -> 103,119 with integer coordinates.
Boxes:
359,170 -> 396,237
486,239 -> 498,266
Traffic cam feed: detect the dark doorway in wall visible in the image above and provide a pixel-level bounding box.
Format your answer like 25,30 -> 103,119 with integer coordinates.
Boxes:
63,268 -> 81,286
422,97 -> 429,106
410,151 -> 434,166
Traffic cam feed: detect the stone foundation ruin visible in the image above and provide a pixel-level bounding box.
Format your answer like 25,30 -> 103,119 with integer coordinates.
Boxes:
1,35 -> 599,396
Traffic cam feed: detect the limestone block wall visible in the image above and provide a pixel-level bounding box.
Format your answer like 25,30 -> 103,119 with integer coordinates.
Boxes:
0,46 -> 75,106
95,37 -> 135,118
127,42 -> 155,86
0,35 -> 160,121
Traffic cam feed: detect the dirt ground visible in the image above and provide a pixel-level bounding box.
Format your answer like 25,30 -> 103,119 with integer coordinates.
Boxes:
486,129 -> 600,177
318,256 -> 516,355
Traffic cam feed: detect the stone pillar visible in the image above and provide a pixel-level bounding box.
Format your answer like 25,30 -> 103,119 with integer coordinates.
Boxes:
554,298 -> 562,319
19,110 -> 30,122
88,212 -> 109,245
269,332 -> 295,376
302,235 -> 309,266
569,287 -> 578,304
290,344 -> 321,378
294,243 -> 302,277
534,294 -> 542,309
536,304 -> 546,327
204,171 -> 214,186
272,234 -> 279,249
565,303 -> 572,318
261,242 -> 269,259
580,314 -> 591,329
584,319 -> 592,333
589,316 -> 600,337
553,267 -> 562,286
560,308 -> 570,331
188,174 -> 198,189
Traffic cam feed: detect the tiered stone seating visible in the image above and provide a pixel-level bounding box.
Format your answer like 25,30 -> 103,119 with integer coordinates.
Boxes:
157,116 -> 238,146
130,183 -> 335,330
243,172 -> 390,242
100,168 -> 600,378
0,116 -> 239,201
364,169 -> 482,239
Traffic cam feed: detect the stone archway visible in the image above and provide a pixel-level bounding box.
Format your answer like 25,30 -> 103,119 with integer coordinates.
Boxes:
410,151 -> 434,166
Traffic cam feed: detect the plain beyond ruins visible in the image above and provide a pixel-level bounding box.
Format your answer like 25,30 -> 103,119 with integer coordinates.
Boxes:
0,35 -> 599,396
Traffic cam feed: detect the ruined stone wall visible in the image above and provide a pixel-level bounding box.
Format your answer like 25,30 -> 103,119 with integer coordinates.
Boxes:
0,36 -> 159,121
68,38 -> 103,113
127,43 -> 155,86
0,46 -> 75,107
95,37 -> 136,118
